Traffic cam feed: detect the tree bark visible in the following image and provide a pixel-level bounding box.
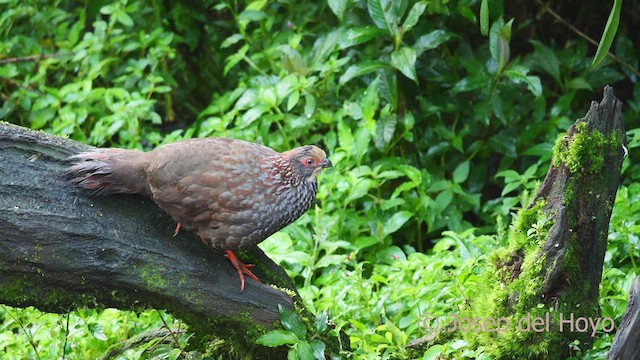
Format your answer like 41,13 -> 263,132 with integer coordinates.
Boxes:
0,122 -> 322,357
608,275 -> 640,360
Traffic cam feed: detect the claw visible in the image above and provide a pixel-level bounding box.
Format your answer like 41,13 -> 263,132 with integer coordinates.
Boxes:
173,223 -> 181,237
225,249 -> 262,292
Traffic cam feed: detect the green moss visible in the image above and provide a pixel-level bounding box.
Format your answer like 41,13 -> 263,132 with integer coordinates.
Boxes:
510,199 -> 548,250
454,190 -> 604,358
552,121 -> 620,174
139,266 -> 167,290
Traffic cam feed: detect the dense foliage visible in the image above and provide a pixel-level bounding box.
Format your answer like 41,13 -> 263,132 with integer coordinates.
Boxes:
1,0 -> 639,358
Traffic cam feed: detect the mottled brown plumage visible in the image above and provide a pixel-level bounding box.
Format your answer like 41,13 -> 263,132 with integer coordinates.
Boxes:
67,137 -> 332,290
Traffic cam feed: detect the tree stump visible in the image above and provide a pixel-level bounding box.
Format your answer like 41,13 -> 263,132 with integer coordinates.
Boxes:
0,122 -> 339,357
409,86 -> 626,358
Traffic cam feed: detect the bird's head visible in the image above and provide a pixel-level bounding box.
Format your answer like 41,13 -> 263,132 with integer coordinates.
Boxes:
283,145 -> 332,183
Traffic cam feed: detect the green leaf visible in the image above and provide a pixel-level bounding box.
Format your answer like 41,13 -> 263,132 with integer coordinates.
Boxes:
383,211 -> 412,237
339,61 -> 387,85
315,311 -> 328,334
504,65 -> 542,96
375,114 -> 397,150
339,27 -> 388,50
453,161 -> 470,183
224,44 -> 248,75
296,341 -> 315,360
367,0 -> 396,35
480,0 -> 489,36
391,47 -> 417,82
489,18 -> 513,74
240,104 -> 270,127
530,40 -> 561,85
116,11 -> 133,27
304,93 -> 316,118
0,64 -> 18,78
592,0 -> 622,67
422,345 -> 444,360
255,330 -> 298,347
287,90 -> 300,111
501,181 -> 521,196
328,0 -> 348,20
88,323 -> 107,341
310,339 -> 326,360
279,304 -> 306,340
413,30 -> 451,56
221,34 -> 244,49
435,189 -> 453,210
402,2 -> 427,33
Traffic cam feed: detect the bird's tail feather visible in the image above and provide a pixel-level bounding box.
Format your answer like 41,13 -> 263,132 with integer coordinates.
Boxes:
66,148 -> 150,196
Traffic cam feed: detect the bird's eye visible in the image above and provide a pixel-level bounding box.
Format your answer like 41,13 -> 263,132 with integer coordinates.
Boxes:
305,158 -> 314,165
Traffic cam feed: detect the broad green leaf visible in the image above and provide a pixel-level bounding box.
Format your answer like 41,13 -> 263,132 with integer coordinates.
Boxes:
453,161 -> 470,183
354,236 -> 379,250
221,34 -> 244,49
504,65 -> 542,96
402,2 -> 427,33
423,345 -> 444,359
489,19 -> 513,74
383,211 -> 412,237
435,189 -> 453,210
287,90 -> 300,111
339,27 -> 388,50
592,0 -> 622,67
376,245 -> 406,263
279,304 -> 306,340
375,114 -> 397,150
315,311 -> 328,333
567,77 -> 592,90
367,0 -> 396,35
480,0 -> 489,36
391,47 -> 417,82
339,61 -> 387,85
310,339 -> 327,360
297,341 -> 315,360
530,40 -> 561,85
501,181 -> 521,196
116,11 -> 133,27
328,0 -> 348,20
240,104 -> 270,127
0,64 -> 18,78
88,323 -> 107,341
224,44 -> 248,75
413,30 -> 451,56
304,93 -> 315,118
280,45 -> 307,75
255,330 -> 298,347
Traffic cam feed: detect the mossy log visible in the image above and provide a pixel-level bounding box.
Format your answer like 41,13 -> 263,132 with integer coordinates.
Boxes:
0,122 -> 329,357
409,87 -> 626,358
608,275 -> 640,360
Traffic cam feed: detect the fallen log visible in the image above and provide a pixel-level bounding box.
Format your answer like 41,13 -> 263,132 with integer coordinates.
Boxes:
0,122 -> 330,357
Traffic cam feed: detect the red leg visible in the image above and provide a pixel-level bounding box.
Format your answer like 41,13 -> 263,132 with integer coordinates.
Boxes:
225,249 -> 262,292
173,223 -> 181,237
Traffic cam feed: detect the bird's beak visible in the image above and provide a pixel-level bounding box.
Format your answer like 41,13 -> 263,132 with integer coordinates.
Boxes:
322,158 -> 333,168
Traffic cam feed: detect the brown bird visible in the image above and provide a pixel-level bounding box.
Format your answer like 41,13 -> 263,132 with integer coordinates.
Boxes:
67,138 -> 332,291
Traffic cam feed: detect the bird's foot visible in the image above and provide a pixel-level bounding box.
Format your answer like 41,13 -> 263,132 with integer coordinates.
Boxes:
225,249 -> 262,292
173,223 -> 181,237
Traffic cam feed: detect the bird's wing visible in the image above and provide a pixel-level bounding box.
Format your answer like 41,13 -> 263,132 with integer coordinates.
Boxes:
144,138 -> 276,246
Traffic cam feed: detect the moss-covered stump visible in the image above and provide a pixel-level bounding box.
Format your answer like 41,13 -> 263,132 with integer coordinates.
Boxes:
0,122 -> 342,358
413,87 -> 625,358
